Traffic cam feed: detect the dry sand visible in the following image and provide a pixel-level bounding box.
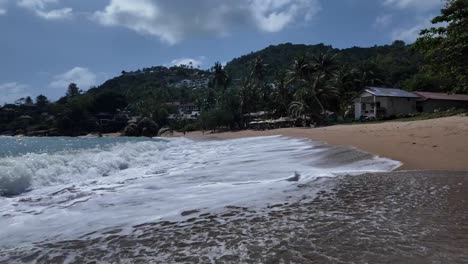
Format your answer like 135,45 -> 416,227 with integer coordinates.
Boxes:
179,116 -> 468,171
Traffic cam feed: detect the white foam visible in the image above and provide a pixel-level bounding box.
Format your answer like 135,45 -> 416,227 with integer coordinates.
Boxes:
0,136 -> 400,247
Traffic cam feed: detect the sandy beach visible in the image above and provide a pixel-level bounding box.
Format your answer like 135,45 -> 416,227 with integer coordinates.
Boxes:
179,116 -> 468,171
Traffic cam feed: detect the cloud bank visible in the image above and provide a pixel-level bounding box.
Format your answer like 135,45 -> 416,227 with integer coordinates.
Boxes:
170,56 -> 206,68
50,67 -> 97,90
374,14 -> 393,28
93,0 -> 321,44
383,0 -> 442,10
391,18 -> 432,43
0,82 -> 31,104
17,0 -> 72,20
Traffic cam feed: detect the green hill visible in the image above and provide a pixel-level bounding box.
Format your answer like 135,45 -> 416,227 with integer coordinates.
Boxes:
225,41 -> 422,88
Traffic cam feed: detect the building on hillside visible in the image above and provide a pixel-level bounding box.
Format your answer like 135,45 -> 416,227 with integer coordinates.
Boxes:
166,102 -> 200,120
413,92 -> 468,113
174,78 -> 210,89
354,87 -> 419,120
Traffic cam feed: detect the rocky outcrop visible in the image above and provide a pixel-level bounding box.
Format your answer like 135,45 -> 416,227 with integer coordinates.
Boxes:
122,123 -> 139,137
137,118 -> 159,137
122,118 -> 159,137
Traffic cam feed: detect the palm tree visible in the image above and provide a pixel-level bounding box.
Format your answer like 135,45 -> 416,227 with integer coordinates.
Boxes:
251,56 -> 266,81
212,62 -> 228,91
238,76 -> 256,128
353,61 -> 383,88
289,56 -> 311,81
309,73 -> 339,115
288,54 -> 339,125
273,71 -> 294,116
334,66 -> 358,120
251,56 -> 269,108
289,101 -> 306,119
312,52 -> 339,78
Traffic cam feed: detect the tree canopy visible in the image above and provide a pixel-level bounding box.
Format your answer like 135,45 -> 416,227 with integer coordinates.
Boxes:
415,0 -> 468,93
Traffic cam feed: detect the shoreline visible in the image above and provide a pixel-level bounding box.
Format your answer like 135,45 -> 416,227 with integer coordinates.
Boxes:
174,116 -> 468,171
3,170 -> 468,263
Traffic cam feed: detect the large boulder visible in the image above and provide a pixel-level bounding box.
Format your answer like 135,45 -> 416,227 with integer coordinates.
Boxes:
123,123 -> 139,137
122,117 -> 159,137
138,117 -> 159,137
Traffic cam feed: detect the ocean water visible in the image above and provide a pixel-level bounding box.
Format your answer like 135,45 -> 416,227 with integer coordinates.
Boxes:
0,136 -> 401,250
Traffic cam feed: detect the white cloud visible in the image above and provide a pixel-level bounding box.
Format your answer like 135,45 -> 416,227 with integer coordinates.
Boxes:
50,67 -> 97,90
0,0 -> 8,15
93,0 -> 321,44
374,14 -> 393,28
18,0 -> 56,9
391,18 -> 431,43
383,0 -> 442,10
17,0 -> 72,20
0,82 -> 31,105
170,56 -> 206,68
248,0 -> 320,32
35,7 -> 72,20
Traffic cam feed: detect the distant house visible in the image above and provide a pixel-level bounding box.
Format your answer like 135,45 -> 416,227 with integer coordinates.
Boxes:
413,92 -> 468,113
174,78 -> 210,89
166,102 -> 200,120
96,112 -> 113,126
354,87 -> 419,119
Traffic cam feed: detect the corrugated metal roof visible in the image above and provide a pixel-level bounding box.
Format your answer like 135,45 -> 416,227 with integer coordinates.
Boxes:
365,87 -> 419,98
413,91 -> 468,102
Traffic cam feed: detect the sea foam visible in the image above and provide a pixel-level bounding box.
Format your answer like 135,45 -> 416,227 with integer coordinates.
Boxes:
0,136 -> 400,247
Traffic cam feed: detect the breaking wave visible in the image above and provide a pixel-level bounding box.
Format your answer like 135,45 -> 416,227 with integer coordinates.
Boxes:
0,136 -> 400,247
0,140 -> 170,196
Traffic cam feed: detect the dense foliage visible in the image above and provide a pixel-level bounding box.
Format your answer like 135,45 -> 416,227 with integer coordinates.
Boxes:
415,0 -> 468,93
225,41 -> 423,90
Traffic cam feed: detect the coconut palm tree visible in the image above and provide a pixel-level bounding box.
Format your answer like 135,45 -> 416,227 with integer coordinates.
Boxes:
250,56 -> 270,108
334,66 -> 359,120
288,55 -> 339,125
239,77 -> 256,114
312,52 -> 339,78
353,61 -> 383,88
251,56 -> 266,81
289,101 -> 306,119
273,71 -> 294,117
289,56 -> 311,81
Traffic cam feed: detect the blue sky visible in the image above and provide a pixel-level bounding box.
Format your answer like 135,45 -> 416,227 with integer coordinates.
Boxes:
0,0 -> 443,104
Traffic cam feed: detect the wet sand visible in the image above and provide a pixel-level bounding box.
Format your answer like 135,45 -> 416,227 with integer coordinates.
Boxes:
178,116 -> 468,171
2,171 -> 468,263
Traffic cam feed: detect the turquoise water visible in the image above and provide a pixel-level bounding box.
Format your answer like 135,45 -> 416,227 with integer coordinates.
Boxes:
0,136 -> 162,157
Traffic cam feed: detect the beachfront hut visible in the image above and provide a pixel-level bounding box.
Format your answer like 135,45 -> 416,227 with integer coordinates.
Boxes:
354,87 -> 419,120
413,92 -> 468,113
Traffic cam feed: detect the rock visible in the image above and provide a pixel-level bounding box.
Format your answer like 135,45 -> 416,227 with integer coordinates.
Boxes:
181,210 -> 199,216
123,123 -> 139,137
137,117 -> 159,137
123,117 -> 159,137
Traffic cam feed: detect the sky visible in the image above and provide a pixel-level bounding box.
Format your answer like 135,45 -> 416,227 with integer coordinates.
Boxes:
0,0 -> 444,104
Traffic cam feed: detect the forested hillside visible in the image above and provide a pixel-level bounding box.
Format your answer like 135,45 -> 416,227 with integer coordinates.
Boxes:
225,41 -> 423,90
